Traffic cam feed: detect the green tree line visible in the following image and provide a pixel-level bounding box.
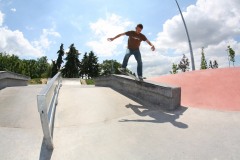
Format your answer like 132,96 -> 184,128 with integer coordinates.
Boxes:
0,52 -> 51,78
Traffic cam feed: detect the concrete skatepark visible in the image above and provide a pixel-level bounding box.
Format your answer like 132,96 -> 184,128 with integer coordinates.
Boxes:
0,68 -> 240,160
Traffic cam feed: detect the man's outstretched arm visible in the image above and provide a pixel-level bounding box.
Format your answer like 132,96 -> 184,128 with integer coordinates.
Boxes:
146,39 -> 155,51
107,33 -> 126,41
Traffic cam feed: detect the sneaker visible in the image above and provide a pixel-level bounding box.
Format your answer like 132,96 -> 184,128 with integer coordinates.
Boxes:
118,67 -> 127,73
138,76 -> 143,81
138,76 -> 146,81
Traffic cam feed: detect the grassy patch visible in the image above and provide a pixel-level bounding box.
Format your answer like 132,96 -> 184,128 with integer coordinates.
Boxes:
85,79 -> 95,85
28,78 -> 48,84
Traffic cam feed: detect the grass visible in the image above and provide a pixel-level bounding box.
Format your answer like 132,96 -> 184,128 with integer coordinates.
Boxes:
85,79 -> 95,85
28,78 -> 48,84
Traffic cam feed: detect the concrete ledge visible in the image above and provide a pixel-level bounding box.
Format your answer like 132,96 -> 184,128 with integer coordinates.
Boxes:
95,75 -> 181,110
0,71 -> 30,89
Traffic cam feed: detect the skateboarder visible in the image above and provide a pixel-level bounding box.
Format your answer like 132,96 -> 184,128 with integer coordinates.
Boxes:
107,24 -> 155,80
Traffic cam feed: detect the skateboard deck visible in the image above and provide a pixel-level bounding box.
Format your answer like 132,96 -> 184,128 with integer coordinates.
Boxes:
118,68 -> 143,81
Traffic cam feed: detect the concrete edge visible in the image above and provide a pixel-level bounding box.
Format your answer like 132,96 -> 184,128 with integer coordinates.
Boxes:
95,75 -> 181,110
0,71 -> 30,89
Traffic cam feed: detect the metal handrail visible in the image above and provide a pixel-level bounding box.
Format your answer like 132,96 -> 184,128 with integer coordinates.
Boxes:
37,72 -> 62,149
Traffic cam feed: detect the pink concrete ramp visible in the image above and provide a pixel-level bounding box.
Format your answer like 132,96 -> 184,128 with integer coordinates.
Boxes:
149,67 -> 240,111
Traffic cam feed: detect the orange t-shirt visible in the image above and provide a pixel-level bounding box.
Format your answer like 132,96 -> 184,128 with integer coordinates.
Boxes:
125,31 -> 147,50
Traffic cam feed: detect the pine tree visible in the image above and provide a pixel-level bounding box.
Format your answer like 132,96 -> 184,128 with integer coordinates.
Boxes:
227,46 -> 235,67
80,52 -> 89,78
88,51 -> 100,78
62,44 -> 81,78
209,60 -> 213,69
200,47 -> 207,70
170,63 -> 178,74
178,54 -> 189,72
56,43 -> 64,70
80,51 -> 100,79
51,60 -> 58,77
213,60 -> 218,69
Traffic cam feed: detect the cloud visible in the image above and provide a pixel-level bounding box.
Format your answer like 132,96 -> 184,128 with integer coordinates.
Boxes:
152,0 -> 240,75
10,8 -> 16,12
0,27 -> 43,57
86,13 -> 134,57
0,11 -> 4,26
32,28 -> 61,50
0,10 -> 61,58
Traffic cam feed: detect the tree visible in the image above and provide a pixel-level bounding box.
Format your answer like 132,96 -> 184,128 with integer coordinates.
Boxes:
80,51 -> 100,79
170,63 -> 178,74
100,60 -> 121,76
62,44 -> 81,78
36,56 -> 49,78
200,47 -> 208,70
0,52 -> 51,78
213,60 -> 218,69
178,54 -> 189,72
209,60 -> 213,69
80,52 -> 88,78
227,46 -> 235,67
51,60 -> 58,77
56,43 -> 64,70
88,51 -> 100,78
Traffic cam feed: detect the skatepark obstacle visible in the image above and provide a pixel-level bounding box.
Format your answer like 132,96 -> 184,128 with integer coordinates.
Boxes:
95,75 -> 181,110
37,72 -> 62,149
0,71 -> 30,89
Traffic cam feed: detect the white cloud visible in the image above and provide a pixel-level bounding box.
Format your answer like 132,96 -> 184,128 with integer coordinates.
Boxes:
0,10 -> 61,58
33,28 -> 61,50
86,13 -> 133,57
0,11 -> 4,26
152,0 -> 240,75
10,8 -> 16,12
0,27 -> 43,57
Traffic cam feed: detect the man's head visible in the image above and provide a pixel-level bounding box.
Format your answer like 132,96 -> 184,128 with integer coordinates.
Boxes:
135,24 -> 143,34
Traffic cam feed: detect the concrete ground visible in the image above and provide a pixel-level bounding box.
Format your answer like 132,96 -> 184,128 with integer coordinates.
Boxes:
0,84 -> 240,160
0,85 -> 44,160
61,78 -> 81,85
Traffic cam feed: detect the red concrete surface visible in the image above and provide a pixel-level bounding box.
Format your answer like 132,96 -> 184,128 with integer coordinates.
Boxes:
149,67 -> 240,111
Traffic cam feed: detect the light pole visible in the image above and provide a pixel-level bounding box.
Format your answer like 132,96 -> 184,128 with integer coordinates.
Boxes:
175,0 -> 195,70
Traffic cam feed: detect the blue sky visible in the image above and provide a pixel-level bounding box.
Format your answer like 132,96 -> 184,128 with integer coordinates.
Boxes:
0,0 -> 240,77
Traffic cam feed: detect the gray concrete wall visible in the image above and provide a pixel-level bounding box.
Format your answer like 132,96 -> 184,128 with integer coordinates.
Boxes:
0,71 -> 30,89
95,75 -> 181,110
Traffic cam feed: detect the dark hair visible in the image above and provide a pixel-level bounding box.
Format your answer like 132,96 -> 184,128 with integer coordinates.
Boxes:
137,24 -> 143,29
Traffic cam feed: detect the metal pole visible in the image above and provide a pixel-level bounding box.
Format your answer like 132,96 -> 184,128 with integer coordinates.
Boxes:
175,0 -> 195,70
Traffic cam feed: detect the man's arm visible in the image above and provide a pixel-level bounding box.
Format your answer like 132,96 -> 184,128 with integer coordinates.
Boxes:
146,39 -> 155,51
107,33 -> 126,41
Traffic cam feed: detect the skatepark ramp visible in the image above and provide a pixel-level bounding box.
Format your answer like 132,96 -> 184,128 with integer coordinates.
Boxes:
37,72 -> 62,149
95,75 -> 181,110
0,71 -> 30,89
149,67 -> 240,111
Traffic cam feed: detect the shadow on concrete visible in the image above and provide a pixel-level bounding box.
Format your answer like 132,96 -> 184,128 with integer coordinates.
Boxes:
39,139 -> 53,160
119,104 -> 188,129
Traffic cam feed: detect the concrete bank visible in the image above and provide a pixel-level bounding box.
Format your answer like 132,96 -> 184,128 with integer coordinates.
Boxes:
95,74 -> 181,110
0,71 -> 30,89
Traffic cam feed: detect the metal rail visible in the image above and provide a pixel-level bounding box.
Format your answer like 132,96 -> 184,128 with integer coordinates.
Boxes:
37,72 -> 62,149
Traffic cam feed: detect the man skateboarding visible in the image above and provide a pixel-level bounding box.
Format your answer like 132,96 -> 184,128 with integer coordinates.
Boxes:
108,24 -> 155,80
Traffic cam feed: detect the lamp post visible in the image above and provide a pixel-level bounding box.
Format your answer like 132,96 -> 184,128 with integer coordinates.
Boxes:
175,0 -> 195,70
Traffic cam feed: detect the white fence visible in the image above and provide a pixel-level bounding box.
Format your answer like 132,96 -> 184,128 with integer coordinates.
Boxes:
37,72 -> 62,149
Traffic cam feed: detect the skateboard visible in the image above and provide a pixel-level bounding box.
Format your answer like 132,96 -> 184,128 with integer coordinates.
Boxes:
117,68 -> 144,81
